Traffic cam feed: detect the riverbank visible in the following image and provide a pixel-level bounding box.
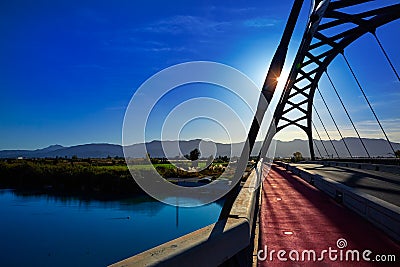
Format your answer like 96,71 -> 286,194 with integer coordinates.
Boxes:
0,158 -> 226,199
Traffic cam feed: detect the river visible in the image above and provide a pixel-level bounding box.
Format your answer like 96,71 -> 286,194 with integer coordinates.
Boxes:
0,189 -> 223,266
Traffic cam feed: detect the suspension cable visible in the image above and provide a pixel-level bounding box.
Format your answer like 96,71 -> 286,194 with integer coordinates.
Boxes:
312,120 -> 330,158
316,86 -> 353,158
313,139 -> 323,159
325,70 -> 371,158
372,32 -> 400,82
342,53 -> 396,156
313,104 -> 340,158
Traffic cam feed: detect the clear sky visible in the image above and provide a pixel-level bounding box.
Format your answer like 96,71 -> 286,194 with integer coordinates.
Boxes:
1,0 -> 399,150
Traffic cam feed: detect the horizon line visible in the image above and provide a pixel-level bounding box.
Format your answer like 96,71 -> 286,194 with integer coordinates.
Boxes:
0,136 -> 397,151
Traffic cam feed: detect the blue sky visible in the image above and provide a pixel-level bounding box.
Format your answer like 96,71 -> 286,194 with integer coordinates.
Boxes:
1,0 -> 399,149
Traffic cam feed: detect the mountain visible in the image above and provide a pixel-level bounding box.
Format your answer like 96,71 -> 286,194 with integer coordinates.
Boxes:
39,144 -> 64,152
0,144 -> 65,158
45,144 -> 123,158
274,137 -> 400,158
124,139 -> 237,158
0,144 -> 120,159
0,138 -> 399,159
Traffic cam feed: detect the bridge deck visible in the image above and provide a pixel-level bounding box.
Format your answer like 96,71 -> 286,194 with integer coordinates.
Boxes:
293,163 -> 400,206
258,164 -> 400,266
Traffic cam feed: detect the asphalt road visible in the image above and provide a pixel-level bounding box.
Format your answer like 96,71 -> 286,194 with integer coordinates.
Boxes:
292,163 -> 400,207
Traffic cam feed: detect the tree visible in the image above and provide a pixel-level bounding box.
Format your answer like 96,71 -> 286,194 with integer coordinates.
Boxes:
189,148 -> 200,161
292,151 -> 303,162
187,148 -> 200,168
215,155 -> 228,163
395,150 -> 400,158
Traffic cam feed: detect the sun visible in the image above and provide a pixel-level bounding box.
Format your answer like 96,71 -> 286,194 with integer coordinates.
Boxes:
275,69 -> 290,86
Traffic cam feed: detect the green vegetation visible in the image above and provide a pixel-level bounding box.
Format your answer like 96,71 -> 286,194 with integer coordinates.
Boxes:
0,158 -> 141,197
292,151 -> 304,162
0,157 -> 229,197
153,162 -> 225,178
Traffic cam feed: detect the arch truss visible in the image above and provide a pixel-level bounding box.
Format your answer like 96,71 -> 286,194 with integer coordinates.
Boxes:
273,0 -> 400,159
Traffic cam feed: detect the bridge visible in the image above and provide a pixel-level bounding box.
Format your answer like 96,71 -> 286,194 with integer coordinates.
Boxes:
110,0 -> 400,266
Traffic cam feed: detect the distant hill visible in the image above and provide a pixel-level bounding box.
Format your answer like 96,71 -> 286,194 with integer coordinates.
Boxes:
0,144 -> 65,158
0,138 -> 399,159
275,137 -> 400,158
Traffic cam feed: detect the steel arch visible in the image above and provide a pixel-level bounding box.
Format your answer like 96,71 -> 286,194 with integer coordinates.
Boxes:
272,0 -> 400,159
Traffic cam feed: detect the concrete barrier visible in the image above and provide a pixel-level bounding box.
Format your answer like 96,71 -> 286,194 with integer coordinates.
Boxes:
347,162 -> 361,169
305,160 -> 400,175
379,165 -> 400,174
285,163 -> 400,242
109,164 -> 262,267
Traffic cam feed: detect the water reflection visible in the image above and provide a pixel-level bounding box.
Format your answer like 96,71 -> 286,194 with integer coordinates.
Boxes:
0,189 -> 223,267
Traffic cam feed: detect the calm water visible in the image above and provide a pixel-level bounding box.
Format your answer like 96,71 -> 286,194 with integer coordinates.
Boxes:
0,189 -> 223,266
